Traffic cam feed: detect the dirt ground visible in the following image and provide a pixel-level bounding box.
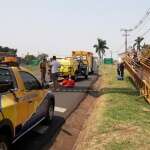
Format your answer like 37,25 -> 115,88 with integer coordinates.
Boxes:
44,77 -> 101,150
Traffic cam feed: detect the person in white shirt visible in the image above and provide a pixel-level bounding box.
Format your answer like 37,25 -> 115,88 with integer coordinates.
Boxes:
117,56 -> 124,80
51,56 -> 60,91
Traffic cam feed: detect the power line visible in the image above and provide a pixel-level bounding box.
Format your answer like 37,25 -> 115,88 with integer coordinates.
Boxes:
130,16 -> 150,39
128,8 -> 150,44
118,8 -> 150,52
141,28 -> 150,37
120,8 -> 150,50
133,8 -> 150,30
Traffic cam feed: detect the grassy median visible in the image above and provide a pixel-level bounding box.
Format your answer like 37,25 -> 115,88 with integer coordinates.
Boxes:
75,64 -> 150,150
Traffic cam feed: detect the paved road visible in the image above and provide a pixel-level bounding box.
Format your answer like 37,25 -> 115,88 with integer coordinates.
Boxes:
13,75 -> 97,150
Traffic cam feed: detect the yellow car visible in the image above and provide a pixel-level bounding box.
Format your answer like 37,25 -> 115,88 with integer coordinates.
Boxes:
0,63 -> 55,149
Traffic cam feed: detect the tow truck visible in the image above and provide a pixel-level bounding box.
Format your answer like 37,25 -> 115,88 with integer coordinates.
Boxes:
0,55 -> 55,149
72,51 -> 94,74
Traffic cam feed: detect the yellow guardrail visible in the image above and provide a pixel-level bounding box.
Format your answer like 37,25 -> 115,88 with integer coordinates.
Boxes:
123,54 -> 150,103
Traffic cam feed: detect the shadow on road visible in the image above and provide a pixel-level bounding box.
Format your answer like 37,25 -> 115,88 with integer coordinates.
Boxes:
88,87 -> 138,98
99,87 -> 138,96
13,116 -> 65,150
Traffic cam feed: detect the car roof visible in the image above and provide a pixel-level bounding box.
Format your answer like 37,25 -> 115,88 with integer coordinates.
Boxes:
0,66 -> 33,74
13,66 -> 34,74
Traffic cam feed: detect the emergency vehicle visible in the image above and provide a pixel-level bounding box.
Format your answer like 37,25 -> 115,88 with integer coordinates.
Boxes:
0,53 -> 55,149
72,50 -> 94,74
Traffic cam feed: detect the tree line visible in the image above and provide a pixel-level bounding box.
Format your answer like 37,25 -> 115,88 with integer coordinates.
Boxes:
0,39 -> 110,65
0,46 -> 48,65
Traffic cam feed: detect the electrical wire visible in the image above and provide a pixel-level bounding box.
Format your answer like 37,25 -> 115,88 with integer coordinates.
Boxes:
118,8 -> 150,52
121,8 -> 150,50
133,8 -> 150,31
141,28 -> 150,37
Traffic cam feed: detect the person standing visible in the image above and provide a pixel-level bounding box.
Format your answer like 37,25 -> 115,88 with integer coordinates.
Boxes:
117,56 -> 124,80
40,57 -> 47,85
119,62 -> 125,80
48,58 -> 53,82
51,56 -> 61,91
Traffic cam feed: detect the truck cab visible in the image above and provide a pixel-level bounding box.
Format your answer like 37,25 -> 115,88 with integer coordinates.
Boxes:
72,51 -> 94,74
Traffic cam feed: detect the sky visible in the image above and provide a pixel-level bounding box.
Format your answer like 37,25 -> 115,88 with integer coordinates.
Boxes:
0,0 -> 150,58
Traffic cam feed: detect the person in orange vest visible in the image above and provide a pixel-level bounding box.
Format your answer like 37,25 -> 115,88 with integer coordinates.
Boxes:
40,57 -> 47,85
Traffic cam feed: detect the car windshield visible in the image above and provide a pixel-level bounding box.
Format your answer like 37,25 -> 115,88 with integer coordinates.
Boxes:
74,56 -> 87,61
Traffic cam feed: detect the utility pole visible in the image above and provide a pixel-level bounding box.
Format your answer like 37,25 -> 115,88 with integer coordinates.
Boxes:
121,28 -> 132,52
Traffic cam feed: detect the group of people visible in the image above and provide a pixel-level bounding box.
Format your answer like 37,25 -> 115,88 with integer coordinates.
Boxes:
40,56 -> 60,91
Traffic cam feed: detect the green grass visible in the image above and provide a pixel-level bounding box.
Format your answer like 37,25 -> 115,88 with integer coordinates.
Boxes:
21,65 -> 40,76
97,65 -> 150,149
75,64 -> 150,150
23,65 -> 39,71
105,140 -> 134,150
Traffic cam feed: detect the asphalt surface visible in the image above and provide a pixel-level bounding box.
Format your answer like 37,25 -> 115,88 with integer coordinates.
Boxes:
13,75 -> 97,150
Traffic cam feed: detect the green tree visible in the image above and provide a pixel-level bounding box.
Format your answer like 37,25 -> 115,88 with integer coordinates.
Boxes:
0,46 -> 17,55
37,53 -> 48,61
24,54 -> 37,65
93,38 -> 109,62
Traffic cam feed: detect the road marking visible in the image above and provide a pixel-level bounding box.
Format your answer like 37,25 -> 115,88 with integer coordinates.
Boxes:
55,106 -> 67,113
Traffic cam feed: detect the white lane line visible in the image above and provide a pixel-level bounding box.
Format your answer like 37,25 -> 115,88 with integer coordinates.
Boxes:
55,106 -> 67,113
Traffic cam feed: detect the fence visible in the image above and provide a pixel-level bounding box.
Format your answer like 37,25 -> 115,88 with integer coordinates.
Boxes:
123,54 -> 150,103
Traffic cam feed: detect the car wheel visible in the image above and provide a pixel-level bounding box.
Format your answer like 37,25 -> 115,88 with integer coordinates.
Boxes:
0,136 -> 10,150
45,102 -> 54,123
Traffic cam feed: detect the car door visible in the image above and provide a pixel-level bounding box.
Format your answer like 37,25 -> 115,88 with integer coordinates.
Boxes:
19,71 -> 47,127
0,67 -> 20,127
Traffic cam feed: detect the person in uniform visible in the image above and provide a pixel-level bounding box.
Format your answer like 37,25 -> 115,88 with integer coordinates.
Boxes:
40,57 -> 47,85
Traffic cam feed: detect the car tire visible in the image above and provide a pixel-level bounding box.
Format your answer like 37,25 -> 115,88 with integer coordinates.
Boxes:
45,102 -> 54,123
0,135 -> 10,150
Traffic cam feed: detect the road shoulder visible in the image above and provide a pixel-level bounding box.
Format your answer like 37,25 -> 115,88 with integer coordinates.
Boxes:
74,65 -> 150,150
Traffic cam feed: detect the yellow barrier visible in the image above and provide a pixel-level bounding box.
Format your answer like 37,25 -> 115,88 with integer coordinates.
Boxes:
123,54 -> 150,103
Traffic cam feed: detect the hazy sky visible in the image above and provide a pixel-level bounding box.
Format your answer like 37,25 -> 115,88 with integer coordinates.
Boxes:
0,0 -> 150,58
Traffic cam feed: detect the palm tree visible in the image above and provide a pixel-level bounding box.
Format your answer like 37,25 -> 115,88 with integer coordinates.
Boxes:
93,38 -> 109,62
133,36 -> 144,51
